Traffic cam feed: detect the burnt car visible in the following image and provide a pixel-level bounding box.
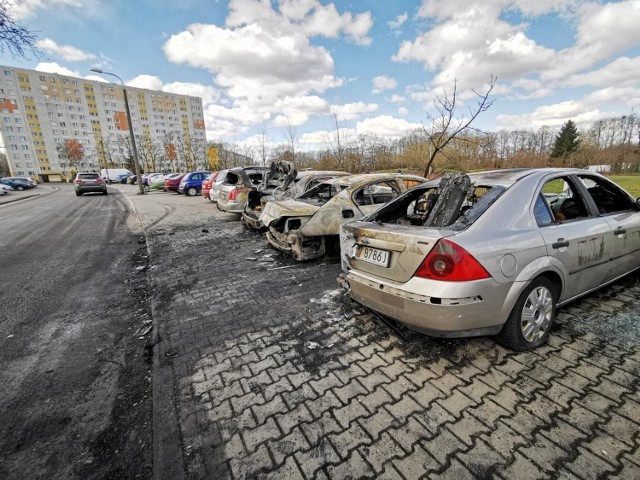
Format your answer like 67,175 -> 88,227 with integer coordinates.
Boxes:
338,168 -> 640,351
217,166 -> 270,214
261,173 -> 427,261
242,164 -> 349,230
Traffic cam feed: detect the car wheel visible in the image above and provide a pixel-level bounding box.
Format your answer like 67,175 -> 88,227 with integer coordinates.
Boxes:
76,191 -> 82,196
186,186 -> 197,196
496,277 -> 557,351
17,185 -> 24,191
103,190 -> 108,195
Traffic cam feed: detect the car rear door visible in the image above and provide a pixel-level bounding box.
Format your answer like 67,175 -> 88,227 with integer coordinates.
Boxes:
576,173 -> 640,282
537,175 -> 614,301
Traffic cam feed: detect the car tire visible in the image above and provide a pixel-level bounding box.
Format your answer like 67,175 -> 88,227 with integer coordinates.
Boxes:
103,190 -> 108,195
17,186 -> 24,191
496,277 -> 557,351
186,186 -> 197,196
76,191 -> 82,196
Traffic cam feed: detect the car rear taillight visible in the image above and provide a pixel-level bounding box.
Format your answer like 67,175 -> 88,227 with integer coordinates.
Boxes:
96,178 -> 104,183
74,178 -> 82,183
228,187 -> 239,201
414,239 -> 490,282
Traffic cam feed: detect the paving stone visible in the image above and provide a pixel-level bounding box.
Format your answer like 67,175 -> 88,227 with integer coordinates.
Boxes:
281,383 -> 318,410
583,430 -> 633,466
328,422 -> 372,460
252,395 -> 288,426
256,455 -> 304,480
231,391 -> 265,415
358,408 -> 396,441
469,397 -> 511,428
305,391 -> 343,419
229,443 -> 273,479
274,403 -> 314,436
294,439 -> 340,480
435,389 -> 478,419
361,432 -> 406,474
598,412 -> 638,447
563,446 -> 617,479
382,376 -> 420,401
383,393 -> 423,422
495,452 -> 546,480
357,385 -> 394,415
386,416 -> 431,453
456,438 -> 508,477
326,450 -> 376,479
392,444 -> 438,479
420,427 -> 463,466
243,417 -> 283,453
357,370 -> 392,393
301,411 -> 343,447
309,372 -> 344,396
518,433 -> 569,474
332,398 -> 370,429
267,427 -> 310,466
615,396 -> 640,423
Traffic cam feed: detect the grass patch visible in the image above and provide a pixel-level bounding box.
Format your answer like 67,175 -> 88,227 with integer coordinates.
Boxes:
609,175 -> 640,198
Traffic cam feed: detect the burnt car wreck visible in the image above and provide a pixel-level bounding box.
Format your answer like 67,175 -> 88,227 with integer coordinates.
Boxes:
261,173 -> 427,261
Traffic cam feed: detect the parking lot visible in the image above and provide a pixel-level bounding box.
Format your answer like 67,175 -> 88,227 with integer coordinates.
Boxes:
118,185 -> 640,479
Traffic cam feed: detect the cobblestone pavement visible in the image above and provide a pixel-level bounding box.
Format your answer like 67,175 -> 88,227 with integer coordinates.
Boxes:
122,186 -> 640,479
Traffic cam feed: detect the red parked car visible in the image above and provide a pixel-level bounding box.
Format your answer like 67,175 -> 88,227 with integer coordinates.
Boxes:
201,172 -> 219,200
165,173 -> 185,192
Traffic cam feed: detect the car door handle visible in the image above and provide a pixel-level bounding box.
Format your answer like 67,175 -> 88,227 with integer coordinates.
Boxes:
552,238 -> 569,249
614,227 -> 627,235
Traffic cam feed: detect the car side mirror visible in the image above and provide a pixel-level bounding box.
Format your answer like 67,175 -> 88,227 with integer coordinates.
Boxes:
342,209 -> 355,219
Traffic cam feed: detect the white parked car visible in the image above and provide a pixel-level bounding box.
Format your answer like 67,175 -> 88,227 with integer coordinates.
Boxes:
0,183 -> 13,195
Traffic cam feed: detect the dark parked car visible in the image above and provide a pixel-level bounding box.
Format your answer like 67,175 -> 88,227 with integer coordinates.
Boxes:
165,173 -> 186,192
74,172 -> 107,196
0,178 -> 36,191
178,171 -> 211,196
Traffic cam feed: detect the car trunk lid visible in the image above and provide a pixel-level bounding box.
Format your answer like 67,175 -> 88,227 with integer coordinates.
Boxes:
260,199 -> 320,227
341,221 -> 452,283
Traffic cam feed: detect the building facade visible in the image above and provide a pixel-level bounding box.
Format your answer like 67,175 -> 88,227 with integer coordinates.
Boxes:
0,66 -> 206,181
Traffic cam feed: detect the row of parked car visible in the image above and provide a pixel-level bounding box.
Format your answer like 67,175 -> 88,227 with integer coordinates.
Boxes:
141,164 -> 640,352
0,176 -> 38,194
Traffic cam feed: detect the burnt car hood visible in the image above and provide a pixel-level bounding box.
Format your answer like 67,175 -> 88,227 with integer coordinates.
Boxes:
259,199 -> 320,227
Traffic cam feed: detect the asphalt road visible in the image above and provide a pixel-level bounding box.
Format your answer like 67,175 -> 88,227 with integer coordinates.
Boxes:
0,184 -> 153,479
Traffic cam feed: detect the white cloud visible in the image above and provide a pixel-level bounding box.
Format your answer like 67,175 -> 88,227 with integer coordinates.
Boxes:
356,115 -> 422,139
398,107 -> 410,116
163,82 -> 222,105
388,94 -> 406,104
7,0 -> 91,20
566,56 -> 640,89
299,127 -> 357,146
496,100 -> 610,129
127,75 -> 163,91
584,87 -> 640,108
387,12 -> 408,31
330,102 -> 378,120
33,62 -> 80,77
35,38 -> 96,62
372,75 -> 398,94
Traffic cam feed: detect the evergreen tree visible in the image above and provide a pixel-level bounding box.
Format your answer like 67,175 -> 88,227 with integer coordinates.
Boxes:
550,120 -> 581,157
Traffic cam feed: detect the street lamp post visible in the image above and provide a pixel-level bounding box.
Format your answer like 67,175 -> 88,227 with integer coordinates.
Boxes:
90,68 -> 145,194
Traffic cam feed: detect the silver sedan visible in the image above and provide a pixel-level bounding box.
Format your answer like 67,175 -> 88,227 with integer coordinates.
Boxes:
339,168 -> 640,350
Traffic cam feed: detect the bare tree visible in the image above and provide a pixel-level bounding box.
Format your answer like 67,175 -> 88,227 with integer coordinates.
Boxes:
281,115 -> 298,161
0,0 -> 41,59
422,76 -> 497,177
256,122 -> 270,166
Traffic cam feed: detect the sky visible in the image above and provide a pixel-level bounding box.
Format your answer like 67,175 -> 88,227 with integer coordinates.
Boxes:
3,0 -> 640,153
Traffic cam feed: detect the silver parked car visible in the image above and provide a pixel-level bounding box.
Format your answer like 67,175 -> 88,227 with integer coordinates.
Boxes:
339,168 -> 640,350
74,172 -> 107,196
217,166 -> 269,214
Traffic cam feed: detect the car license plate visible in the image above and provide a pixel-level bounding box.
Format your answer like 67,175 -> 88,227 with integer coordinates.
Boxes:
357,246 -> 390,267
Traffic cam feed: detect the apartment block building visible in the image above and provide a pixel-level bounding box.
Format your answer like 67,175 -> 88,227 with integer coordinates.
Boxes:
0,65 -> 206,181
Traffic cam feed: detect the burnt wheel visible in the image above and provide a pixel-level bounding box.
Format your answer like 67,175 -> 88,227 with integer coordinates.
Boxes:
496,277 -> 557,351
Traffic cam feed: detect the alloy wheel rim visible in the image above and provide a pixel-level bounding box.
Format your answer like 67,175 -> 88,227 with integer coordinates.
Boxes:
520,286 -> 553,342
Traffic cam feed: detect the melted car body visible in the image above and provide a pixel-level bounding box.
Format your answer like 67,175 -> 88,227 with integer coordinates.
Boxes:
261,173 -> 427,261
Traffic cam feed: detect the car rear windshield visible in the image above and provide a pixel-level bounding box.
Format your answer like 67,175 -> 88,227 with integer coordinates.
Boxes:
367,173 -> 505,230
77,173 -> 100,179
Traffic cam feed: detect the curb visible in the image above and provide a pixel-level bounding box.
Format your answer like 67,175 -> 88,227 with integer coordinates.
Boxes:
0,186 -> 57,207
113,186 -> 186,480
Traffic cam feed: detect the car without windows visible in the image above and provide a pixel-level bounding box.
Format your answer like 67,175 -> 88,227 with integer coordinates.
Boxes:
74,172 -> 107,196
261,173 -> 428,261
338,168 -> 640,351
242,164 -> 350,230
216,166 -> 270,214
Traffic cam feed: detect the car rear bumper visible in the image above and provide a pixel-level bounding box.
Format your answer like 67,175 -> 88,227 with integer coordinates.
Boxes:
266,229 -> 324,261
217,200 -> 245,213
76,186 -> 107,193
241,210 -> 265,230
341,271 -> 507,338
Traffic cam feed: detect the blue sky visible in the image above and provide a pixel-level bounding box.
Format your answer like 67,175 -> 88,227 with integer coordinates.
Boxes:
3,0 -> 640,153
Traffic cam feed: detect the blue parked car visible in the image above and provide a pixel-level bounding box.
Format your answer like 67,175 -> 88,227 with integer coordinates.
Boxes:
0,178 -> 35,191
178,171 -> 210,196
